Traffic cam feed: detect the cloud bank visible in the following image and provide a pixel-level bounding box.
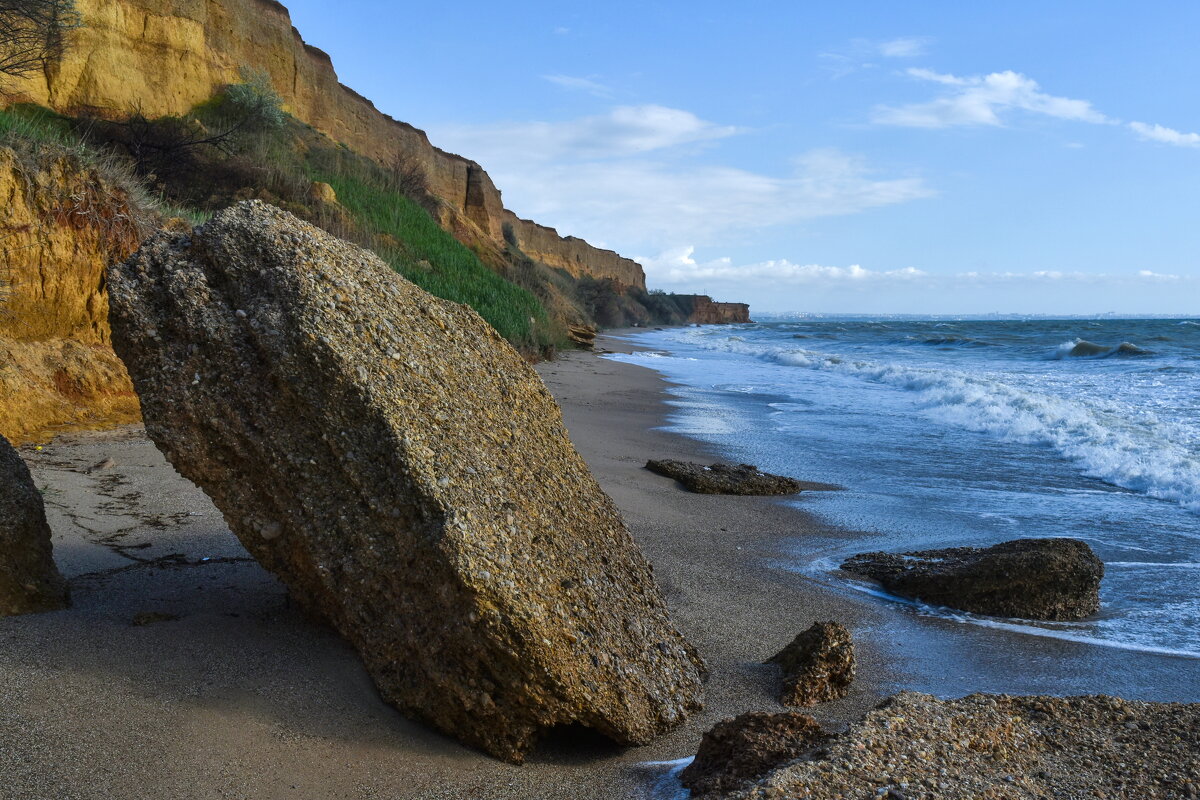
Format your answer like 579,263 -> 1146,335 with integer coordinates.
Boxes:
640,246 -> 1193,293
430,109 -> 931,249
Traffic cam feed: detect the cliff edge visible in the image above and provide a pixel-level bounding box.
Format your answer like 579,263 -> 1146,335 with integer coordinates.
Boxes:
6,0 -> 647,290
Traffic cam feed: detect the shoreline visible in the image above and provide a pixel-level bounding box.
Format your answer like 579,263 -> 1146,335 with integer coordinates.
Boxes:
1,333 -> 893,799
604,326 -> 1200,705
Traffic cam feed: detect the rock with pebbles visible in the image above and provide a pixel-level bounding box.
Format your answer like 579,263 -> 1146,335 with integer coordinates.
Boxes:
841,537 -> 1103,620
106,201 -> 705,762
720,692 -> 1200,800
766,621 -> 855,707
0,434 -> 69,616
645,460 -> 803,495
679,711 -> 828,798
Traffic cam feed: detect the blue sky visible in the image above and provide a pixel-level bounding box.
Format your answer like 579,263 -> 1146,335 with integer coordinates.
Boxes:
284,1 -> 1200,315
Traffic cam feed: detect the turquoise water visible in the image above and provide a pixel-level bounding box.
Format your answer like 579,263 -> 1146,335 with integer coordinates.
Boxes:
610,317 -> 1200,697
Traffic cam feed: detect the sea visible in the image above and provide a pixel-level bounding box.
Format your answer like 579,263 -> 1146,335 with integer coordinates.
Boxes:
609,317 -> 1200,703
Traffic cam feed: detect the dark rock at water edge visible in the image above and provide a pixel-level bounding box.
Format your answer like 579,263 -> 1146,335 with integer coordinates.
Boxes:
645,459 -> 803,495
679,711 -> 828,798
841,537 -> 1103,621
0,434 -> 69,616
767,621 -> 855,707
106,201 -> 705,763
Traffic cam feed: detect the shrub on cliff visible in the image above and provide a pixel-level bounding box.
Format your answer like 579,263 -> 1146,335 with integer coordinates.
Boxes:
0,0 -> 79,82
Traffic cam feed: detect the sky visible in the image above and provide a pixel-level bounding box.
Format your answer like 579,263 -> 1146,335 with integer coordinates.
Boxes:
283,1 -> 1200,315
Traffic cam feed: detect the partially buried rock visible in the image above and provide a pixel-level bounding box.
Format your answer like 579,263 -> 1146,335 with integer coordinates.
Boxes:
679,711 -> 828,798
0,434 -> 69,616
841,537 -> 1103,621
767,621 -> 855,707
106,201 -> 705,763
645,459 -> 802,495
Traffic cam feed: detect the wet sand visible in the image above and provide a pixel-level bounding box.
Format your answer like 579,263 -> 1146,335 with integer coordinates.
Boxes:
0,335 -> 893,799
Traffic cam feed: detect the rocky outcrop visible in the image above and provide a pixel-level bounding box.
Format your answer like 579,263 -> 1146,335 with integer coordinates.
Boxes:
566,324 -> 597,350
674,295 -> 752,325
0,435 -> 69,615
7,0 -> 646,290
645,460 -> 803,495
679,712 -> 828,798
106,201 -> 705,763
767,622 -> 855,707
841,538 -> 1104,621
716,692 -> 1200,800
0,145 -> 144,442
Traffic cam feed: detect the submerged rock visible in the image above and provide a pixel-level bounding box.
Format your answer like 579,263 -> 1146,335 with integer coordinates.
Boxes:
766,621 -> 855,707
717,692 -> 1200,800
841,537 -> 1103,620
645,459 -> 803,495
0,435 -> 69,616
107,201 -> 704,763
679,711 -> 828,798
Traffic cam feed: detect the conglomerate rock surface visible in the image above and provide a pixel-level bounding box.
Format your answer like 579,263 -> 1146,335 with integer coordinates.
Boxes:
0,434 -> 69,615
719,692 -> 1200,800
841,537 -> 1103,621
766,621 -> 855,707
645,460 -> 803,495
106,201 -> 705,762
680,711 -> 828,798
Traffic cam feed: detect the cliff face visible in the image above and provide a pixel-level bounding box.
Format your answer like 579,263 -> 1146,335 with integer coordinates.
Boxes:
680,296 -> 753,325
8,0 -> 646,290
0,146 -> 143,442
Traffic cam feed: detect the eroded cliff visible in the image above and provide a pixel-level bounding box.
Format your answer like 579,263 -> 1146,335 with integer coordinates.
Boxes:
0,144 -> 144,442
7,0 -> 647,290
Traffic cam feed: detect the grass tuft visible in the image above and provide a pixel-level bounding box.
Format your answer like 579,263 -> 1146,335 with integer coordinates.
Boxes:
314,166 -> 558,352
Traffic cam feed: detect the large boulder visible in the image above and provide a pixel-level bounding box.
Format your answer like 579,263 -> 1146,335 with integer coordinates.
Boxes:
106,201 -> 705,762
766,621 -> 855,707
645,459 -> 803,495
679,711 -> 828,798
841,537 -> 1103,620
0,434 -> 69,615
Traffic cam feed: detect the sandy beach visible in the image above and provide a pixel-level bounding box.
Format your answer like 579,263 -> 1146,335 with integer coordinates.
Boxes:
0,334 -> 895,799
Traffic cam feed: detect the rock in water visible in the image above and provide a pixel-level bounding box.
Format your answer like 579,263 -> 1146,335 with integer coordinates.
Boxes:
767,621 -> 855,707
644,459 -> 803,495
841,538 -> 1103,621
0,435 -> 69,615
679,711 -> 828,798
106,201 -> 704,762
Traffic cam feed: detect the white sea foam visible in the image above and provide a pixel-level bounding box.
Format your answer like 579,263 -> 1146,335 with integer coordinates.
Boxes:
837,576 -> 1200,658
670,331 -> 1200,514
636,756 -> 693,800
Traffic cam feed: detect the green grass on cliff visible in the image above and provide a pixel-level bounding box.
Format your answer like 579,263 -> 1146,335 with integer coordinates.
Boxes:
314,168 -> 557,352
0,105 -> 75,146
2,100 -> 561,354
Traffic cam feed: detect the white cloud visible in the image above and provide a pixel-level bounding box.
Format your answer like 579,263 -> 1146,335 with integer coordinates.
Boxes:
434,105 -> 738,164
640,248 -> 928,286
1129,121 -> 1200,147
819,37 -> 932,78
543,74 -> 612,98
553,26 -> 570,35
874,69 -> 1110,128
429,112 -> 931,250
878,37 -> 931,58
641,249 -> 1195,292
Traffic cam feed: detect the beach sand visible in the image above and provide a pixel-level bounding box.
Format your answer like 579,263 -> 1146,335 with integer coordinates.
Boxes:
0,334 -> 893,799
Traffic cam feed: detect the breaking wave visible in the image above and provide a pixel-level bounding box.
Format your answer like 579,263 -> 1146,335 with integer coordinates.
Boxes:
675,334 -> 1200,513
